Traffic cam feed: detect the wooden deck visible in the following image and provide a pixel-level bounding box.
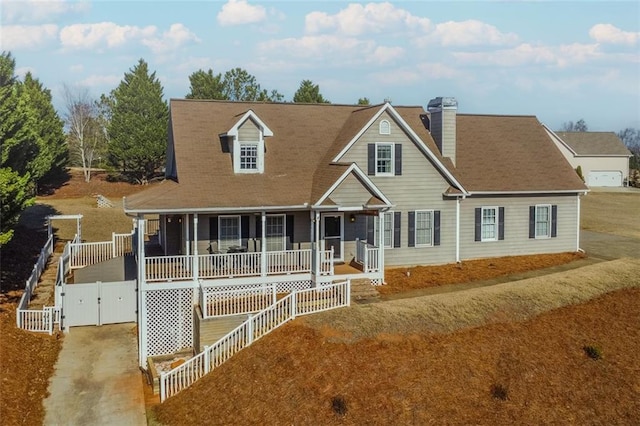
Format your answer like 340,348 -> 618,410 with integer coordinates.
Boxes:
71,255 -> 136,284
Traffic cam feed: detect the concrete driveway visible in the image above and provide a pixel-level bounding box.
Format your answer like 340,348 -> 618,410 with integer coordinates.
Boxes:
43,323 -> 146,426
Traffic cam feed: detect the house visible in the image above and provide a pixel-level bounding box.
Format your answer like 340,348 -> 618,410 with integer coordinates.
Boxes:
122,97 -> 588,365
545,128 -> 632,187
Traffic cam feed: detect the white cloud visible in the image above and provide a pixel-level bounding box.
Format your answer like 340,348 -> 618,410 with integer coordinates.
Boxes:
259,35 -> 374,60
142,23 -> 201,54
589,24 -> 639,46
69,64 -> 84,73
305,2 -> 431,36
59,22 -> 199,55
77,74 -> 121,88
371,62 -> 462,85
370,46 -> 405,65
60,22 -> 157,50
452,42 -> 601,68
1,24 -> 58,50
2,0 -> 89,24
217,0 -> 267,26
420,20 -> 519,47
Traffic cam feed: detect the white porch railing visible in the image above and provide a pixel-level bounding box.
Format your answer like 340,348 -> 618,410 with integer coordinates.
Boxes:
355,239 -> 380,273
200,283 -> 277,318
146,255 -> 192,282
152,249 -> 334,282
160,280 -> 351,401
69,231 -> 133,269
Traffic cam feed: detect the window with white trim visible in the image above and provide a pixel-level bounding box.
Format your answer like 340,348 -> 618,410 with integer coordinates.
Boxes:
239,143 -> 258,170
535,205 -> 551,238
219,216 -> 240,252
265,215 -> 285,251
481,207 -> 498,241
376,143 -> 394,175
379,119 -> 391,135
369,212 -> 393,248
415,210 -> 433,246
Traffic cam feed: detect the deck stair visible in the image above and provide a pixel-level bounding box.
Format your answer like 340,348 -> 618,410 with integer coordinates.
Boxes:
29,250 -> 62,309
349,278 -> 380,303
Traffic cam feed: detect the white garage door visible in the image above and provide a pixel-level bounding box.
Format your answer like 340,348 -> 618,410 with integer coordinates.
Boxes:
588,171 -> 622,187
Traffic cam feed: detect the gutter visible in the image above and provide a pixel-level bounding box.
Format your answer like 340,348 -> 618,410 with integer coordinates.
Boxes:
444,189 -> 590,197
123,201 -> 312,215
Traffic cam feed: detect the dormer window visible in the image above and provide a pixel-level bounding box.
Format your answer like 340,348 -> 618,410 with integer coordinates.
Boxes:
239,143 -> 258,170
379,119 -> 391,135
225,110 -> 273,174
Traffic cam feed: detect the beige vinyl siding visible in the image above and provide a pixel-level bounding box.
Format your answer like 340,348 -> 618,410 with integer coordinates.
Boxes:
577,156 -> 629,184
339,111 -> 457,266
459,194 -> 580,260
328,173 -> 375,207
238,119 -> 260,140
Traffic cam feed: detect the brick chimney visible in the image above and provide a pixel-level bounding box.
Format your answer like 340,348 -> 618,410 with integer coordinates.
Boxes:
427,97 -> 457,166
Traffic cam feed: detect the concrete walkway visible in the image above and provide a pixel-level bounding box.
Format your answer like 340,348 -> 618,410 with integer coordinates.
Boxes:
43,323 -> 146,426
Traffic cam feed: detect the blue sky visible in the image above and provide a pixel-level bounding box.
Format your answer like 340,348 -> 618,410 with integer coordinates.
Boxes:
2,0 -> 639,131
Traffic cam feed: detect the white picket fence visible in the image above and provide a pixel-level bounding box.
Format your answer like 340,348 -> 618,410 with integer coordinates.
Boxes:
69,232 -> 133,269
16,235 -> 61,334
159,280 -> 351,401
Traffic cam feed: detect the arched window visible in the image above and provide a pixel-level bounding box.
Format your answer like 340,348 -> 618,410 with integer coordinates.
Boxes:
379,119 -> 391,135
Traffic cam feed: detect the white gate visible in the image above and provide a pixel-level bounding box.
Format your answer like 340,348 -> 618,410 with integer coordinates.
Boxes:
63,280 -> 137,328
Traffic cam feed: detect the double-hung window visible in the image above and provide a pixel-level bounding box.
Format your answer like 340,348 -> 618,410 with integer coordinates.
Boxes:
481,207 -> 498,241
535,205 -> 551,238
219,216 -> 240,252
239,143 -> 258,171
265,215 -> 285,251
369,212 -> 393,248
376,143 -> 393,175
415,210 -> 433,246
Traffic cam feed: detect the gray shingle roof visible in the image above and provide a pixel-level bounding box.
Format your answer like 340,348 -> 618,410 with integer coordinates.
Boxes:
555,132 -> 632,156
124,100 -> 587,213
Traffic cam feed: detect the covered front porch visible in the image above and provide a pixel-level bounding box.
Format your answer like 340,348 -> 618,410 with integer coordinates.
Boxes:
136,208 -> 386,286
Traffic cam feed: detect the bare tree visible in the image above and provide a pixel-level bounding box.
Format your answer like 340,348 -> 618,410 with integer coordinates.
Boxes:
62,85 -> 107,182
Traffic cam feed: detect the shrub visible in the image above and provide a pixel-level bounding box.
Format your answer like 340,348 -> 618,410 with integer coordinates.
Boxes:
583,345 -> 602,360
331,395 -> 348,416
575,166 -> 585,182
490,384 -> 509,401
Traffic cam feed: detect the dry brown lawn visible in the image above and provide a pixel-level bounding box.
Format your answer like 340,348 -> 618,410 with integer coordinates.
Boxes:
581,190 -> 640,238
154,265 -> 640,424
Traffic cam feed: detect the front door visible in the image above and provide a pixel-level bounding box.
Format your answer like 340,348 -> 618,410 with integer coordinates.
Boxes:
322,214 -> 343,261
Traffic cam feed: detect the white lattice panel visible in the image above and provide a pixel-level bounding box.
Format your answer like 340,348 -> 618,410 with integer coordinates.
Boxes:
145,288 -> 195,357
370,278 -> 383,286
276,280 -> 312,293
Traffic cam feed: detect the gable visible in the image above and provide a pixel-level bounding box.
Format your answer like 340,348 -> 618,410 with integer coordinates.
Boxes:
238,118 -> 261,140
327,172 -> 384,208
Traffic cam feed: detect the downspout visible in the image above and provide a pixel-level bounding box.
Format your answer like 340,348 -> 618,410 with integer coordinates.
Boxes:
456,196 -> 463,263
261,211 -> 267,277
185,214 -> 190,256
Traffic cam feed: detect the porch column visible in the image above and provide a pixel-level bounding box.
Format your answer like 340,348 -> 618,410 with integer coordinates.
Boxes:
193,214 -> 199,281
378,211 -> 385,273
261,211 -> 267,277
137,215 -> 146,287
185,214 -> 190,257
314,210 -> 321,279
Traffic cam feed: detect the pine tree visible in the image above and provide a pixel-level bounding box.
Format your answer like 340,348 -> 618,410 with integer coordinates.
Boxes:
107,59 -> 169,183
293,80 -> 329,103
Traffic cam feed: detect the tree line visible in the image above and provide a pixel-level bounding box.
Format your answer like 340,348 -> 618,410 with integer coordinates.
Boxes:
1,51 -> 638,245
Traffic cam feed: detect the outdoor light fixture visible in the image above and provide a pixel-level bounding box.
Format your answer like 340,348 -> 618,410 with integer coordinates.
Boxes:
350,214 -> 356,223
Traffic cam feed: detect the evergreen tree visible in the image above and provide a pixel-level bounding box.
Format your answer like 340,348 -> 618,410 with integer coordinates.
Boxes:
0,52 -> 35,244
106,59 -> 168,183
357,97 -> 370,105
221,67 -> 263,101
186,69 -> 225,100
21,72 -> 67,183
293,80 -> 329,103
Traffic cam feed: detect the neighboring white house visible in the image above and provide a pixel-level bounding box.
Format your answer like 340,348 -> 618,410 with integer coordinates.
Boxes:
545,127 -> 632,187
